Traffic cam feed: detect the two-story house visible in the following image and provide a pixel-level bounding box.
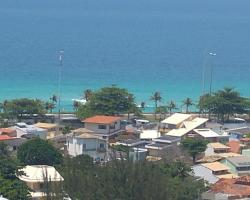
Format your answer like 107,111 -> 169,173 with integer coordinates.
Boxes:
66,129 -> 108,162
82,115 -> 122,138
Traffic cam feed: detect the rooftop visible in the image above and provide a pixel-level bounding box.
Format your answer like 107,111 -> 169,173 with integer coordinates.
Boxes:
140,130 -> 161,140
210,176 -> 250,197
208,142 -> 230,149
145,142 -> 170,150
153,135 -> 181,144
0,128 -> 16,134
18,165 -> 64,183
226,127 -> 250,135
83,115 -> 121,124
217,152 -> 242,158
166,117 -> 208,137
193,129 -> 220,138
76,133 -> 104,140
161,113 -> 192,125
196,155 -> 223,163
34,122 -> 58,129
202,162 -> 229,172
0,135 -> 15,141
116,139 -> 147,147
227,156 -> 250,167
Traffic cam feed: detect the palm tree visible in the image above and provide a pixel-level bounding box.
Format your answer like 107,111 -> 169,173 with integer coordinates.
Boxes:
167,100 -> 177,115
45,102 -> 55,113
183,98 -> 193,113
83,89 -> 93,101
50,94 -> 57,103
141,101 -> 146,110
150,92 -> 162,119
73,101 -> 80,111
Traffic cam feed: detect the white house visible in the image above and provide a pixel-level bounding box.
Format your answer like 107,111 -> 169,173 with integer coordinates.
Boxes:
82,115 -> 122,137
18,165 -> 64,200
15,123 -> 47,139
67,131 -> 108,162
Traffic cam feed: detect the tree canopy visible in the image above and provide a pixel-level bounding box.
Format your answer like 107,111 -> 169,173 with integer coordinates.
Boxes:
58,156 -> 206,200
17,138 -> 63,166
0,143 -> 30,200
199,87 -> 250,122
76,86 -> 139,118
1,98 -> 46,119
181,138 -> 208,164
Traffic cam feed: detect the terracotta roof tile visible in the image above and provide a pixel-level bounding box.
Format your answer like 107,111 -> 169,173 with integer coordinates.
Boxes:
0,128 -> 16,134
0,135 -> 15,141
211,176 -> 250,197
83,115 -> 121,124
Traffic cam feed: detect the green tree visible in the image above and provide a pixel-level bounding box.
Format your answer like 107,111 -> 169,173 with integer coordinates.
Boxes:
0,143 -> 30,200
59,158 -> 206,200
150,92 -> 162,120
181,138 -> 208,164
73,100 -> 81,111
17,138 -> 62,166
167,100 -> 177,114
183,97 -> 193,113
2,98 -> 46,120
77,86 -> 138,118
45,102 -> 55,113
83,89 -> 93,101
198,87 -> 250,122
155,106 -> 168,120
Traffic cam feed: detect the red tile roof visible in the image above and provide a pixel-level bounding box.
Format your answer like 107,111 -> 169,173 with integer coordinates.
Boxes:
0,128 -> 16,134
227,140 -> 241,153
0,135 -> 15,141
240,138 -> 250,142
211,176 -> 250,197
83,115 -> 121,124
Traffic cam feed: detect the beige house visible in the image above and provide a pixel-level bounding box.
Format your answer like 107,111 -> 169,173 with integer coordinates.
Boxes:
82,115 -> 122,137
34,123 -> 58,139
18,165 -> 64,200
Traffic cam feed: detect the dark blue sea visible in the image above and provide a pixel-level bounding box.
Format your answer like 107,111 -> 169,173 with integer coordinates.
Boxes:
1,0 -> 250,112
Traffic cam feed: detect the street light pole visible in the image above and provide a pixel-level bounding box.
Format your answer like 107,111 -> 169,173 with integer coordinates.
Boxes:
58,50 -> 64,121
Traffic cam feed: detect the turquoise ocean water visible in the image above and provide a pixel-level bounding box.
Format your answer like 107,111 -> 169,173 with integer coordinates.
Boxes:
1,0 -> 250,112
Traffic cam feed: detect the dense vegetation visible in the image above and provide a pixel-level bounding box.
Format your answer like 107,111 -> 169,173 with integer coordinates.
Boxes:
0,143 -> 30,200
17,138 -> 63,166
181,138 -> 208,163
76,86 -> 140,118
58,155 -> 206,200
199,87 -> 250,122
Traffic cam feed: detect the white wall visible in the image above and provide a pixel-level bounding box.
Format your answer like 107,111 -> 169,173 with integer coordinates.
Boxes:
67,137 -> 107,161
85,121 -> 121,135
205,145 -> 214,156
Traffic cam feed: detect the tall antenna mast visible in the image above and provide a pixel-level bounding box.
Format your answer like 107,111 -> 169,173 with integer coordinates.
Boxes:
58,50 -> 64,121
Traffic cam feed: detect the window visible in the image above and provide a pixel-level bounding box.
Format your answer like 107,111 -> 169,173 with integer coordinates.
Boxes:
98,125 -> 107,129
110,124 -> 115,129
82,144 -> 86,153
100,143 -> 105,149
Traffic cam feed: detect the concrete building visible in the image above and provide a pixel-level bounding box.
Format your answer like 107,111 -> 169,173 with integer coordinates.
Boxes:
223,156 -> 250,176
205,142 -> 230,156
82,115 -> 122,137
67,131 -> 108,162
18,165 -> 64,200
15,123 -> 47,139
